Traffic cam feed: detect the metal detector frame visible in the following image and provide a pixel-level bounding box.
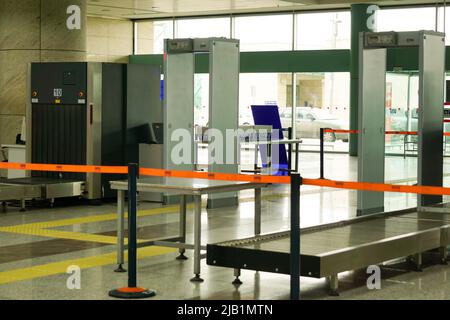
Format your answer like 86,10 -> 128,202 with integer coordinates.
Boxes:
358,31 -> 445,215
163,38 -> 240,208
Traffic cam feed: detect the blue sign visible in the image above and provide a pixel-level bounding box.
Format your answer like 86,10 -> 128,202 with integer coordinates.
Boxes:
251,105 -> 289,176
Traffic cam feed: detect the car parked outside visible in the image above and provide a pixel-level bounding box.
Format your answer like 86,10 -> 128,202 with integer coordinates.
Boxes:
279,107 -> 349,142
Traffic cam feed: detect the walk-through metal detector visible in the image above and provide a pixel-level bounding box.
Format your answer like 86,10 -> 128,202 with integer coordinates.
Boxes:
358,31 -> 445,215
164,38 -> 240,208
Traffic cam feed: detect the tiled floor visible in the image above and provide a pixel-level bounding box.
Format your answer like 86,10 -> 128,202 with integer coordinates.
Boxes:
1,153 -> 450,300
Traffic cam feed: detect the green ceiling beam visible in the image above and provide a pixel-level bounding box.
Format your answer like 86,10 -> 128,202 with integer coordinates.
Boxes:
129,50 -> 350,73
130,47 -> 450,73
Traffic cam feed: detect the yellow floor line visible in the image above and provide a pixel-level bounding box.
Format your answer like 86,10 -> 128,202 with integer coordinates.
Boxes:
0,192 -> 289,245
5,205 -> 182,230
1,227 -> 118,244
0,246 -> 176,286
0,195 -> 264,231
1,226 -> 159,245
0,192 -> 289,287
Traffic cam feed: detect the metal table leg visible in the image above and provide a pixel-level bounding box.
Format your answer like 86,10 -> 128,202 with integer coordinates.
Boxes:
439,246 -> 448,265
115,189 -> 126,272
254,144 -> 259,173
177,195 -> 188,260
191,195 -> 204,282
288,143 -> 292,174
414,253 -> 423,272
329,274 -> 339,296
20,199 -> 26,212
254,188 -> 262,236
267,144 -> 272,175
232,268 -> 242,285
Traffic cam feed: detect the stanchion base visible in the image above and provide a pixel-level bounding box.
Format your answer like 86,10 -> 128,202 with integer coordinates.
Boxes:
114,264 -> 127,273
109,287 -> 156,299
232,277 -> 243,286
190,275 -> 204,282
176,253 -> 188,261
328,290 -> 339,297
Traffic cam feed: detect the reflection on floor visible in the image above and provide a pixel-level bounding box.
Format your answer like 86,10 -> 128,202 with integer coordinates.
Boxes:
0,154 -> 450,300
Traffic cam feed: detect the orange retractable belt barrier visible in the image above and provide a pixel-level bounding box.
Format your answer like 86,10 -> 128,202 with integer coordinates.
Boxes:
325,129 -> 419,135
325,129 -> 359,134
325,128 -> 450,136
385,131 -> 418,135
303,178 -> 450,196
0,162 -> 128,174
2,161 -> 450,197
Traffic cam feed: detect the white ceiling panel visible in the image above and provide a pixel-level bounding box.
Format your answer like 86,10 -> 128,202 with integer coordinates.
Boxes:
87,0 -> 447,19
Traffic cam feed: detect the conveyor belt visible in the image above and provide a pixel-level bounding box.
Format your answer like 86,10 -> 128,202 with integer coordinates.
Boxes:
0,178 -> 84,209
206,209 -> 450,294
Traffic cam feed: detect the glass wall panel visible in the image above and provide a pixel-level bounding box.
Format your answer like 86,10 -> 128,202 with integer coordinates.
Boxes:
296,11 -> 351,50
293,72 -> 350,152
385,73 -> 411,155
176,17 -> 230,38
234,14 -> 293,51
445,74 -> 450,155
151,20 -> 174,54
377,7 -> 436,32
239,73 -> 292,125
438,7 -> 450,44
194,74 -> 210,128
238,73 -> 292,170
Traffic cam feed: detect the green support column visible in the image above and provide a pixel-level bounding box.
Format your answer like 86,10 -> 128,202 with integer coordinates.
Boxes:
349,3 -> 378,156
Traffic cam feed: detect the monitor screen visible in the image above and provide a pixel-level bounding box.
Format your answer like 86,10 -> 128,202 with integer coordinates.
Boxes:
151,123 -> 164,144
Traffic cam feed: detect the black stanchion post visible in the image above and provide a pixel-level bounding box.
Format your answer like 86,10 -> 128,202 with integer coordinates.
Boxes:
128,163 -> 139,288
109,163 -> 156,299
290,173 -> 302,300
320,128 -> 325,179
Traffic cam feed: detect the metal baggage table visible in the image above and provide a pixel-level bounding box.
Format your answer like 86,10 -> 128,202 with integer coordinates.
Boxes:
110,177 -> 268,282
